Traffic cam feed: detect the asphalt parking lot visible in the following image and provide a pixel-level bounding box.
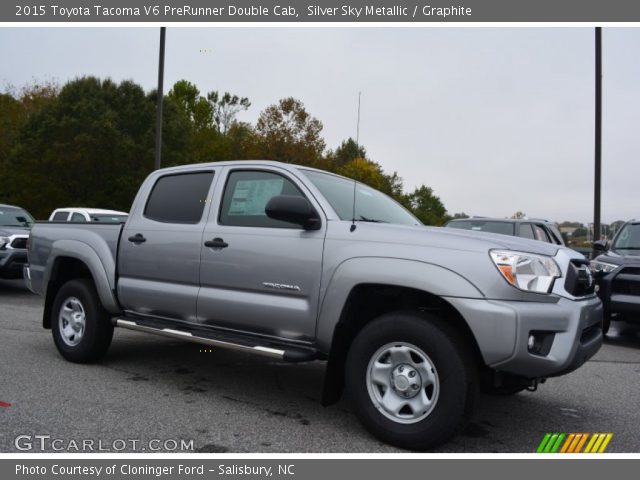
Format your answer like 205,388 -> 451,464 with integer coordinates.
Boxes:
1,279 -> 639,453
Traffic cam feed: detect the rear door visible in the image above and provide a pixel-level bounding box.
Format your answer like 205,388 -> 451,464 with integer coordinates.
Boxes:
118,170 -> 217,322
197,166 -> 326,342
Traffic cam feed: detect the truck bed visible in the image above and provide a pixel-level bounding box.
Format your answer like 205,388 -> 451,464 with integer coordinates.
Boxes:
26,221 -> 124,297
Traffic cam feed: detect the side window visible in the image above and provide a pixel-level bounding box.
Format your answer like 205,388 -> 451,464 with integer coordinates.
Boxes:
144,172 -> 214,224
533,225 -> 552,243
70,213 -> 86,223
546,227 -> 563,245
52,211 -> 69,222
518,223 -> 535,240
219,170 -> 305,228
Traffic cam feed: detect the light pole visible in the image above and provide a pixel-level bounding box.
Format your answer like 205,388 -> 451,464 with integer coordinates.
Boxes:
154,27 -> 166,171
593,27 -> 602,242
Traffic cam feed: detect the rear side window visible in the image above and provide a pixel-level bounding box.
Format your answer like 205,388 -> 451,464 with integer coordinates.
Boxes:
219,170 -> 305,228
518,224 -> 535,240
144,172 -> 214,224
71,213 -> 86,223
52,211 -> 69,221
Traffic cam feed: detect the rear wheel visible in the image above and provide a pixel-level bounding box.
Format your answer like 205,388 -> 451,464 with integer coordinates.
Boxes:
345,312 -> 477,450
51,278 -> 113,363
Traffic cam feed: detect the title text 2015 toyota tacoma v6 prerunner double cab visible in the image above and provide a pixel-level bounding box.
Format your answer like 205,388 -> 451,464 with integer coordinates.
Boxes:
25,161 -> 603,450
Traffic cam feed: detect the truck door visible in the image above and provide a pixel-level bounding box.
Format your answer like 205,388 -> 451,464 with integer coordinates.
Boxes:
118,169 -> 217,322
197,166 -> 326,342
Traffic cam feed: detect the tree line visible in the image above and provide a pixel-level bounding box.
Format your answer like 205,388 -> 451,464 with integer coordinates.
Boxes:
0,76 -> 450,224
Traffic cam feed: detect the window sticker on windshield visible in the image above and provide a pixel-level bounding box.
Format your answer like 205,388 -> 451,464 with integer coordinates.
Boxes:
228,179 -> 284,216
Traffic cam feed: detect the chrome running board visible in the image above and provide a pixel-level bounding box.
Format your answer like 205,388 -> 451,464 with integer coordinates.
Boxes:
114,318 -> 317,362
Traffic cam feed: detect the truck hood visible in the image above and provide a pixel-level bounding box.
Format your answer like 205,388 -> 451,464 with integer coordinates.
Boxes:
595,250 -> 640,265
0,226 -> 30,237
349,222 -> 561,257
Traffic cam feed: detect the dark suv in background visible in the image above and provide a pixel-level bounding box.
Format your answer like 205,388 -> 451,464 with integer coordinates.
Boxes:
0,204 -> 34,280
445,217 -> 565,246
591,220 -> 640,333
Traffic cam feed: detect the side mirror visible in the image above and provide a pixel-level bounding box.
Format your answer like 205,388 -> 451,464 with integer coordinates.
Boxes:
593,239 -> 608,253
265,195 -> 321,230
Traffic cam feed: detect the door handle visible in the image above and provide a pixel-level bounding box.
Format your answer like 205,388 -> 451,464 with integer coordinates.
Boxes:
128,233 -> 146,244
204,237 -> 229,249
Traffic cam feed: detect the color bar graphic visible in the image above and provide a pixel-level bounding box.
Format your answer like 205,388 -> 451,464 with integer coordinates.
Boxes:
536,433 -> 613,453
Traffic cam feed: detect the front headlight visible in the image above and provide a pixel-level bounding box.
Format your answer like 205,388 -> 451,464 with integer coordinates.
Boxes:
490,250 -> 561,294
589,260 -> 617,274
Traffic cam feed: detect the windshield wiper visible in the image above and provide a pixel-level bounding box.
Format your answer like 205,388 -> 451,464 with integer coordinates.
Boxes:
357,216 -> 388,223
614,247 -> 640,250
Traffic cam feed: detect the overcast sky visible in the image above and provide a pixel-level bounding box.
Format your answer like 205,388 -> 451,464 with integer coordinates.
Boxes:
1,27 -> 639,223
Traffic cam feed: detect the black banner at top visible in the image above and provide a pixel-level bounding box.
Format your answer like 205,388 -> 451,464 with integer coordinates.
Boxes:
4,0 -> 640,23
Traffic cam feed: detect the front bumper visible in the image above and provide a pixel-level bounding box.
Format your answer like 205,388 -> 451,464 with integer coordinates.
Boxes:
0,249 -> 28,280
448,295 -> 603,378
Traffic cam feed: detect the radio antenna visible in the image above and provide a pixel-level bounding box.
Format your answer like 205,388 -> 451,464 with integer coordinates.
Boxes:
356,91 -> 361,146
351,92 -> 361,232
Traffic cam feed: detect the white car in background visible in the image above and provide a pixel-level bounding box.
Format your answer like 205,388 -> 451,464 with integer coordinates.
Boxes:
49,208 -> 128,223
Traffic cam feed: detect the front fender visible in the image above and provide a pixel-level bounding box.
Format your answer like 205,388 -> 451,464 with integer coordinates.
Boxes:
315,256 -> 484,352
45,239 -> 120,314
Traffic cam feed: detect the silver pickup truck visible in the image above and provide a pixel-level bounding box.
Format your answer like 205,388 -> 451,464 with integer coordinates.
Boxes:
25,160 -> 603,450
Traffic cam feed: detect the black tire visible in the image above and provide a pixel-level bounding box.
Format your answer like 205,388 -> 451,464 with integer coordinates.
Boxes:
51,278 -> 113,363
345,311 -> 477,451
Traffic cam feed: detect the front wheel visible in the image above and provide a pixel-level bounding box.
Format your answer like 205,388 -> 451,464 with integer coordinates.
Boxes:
345,312 -> 477,450
51,278 -> 114,363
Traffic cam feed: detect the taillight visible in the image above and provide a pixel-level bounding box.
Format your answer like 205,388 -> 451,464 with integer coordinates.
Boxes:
26,235 -> 31,262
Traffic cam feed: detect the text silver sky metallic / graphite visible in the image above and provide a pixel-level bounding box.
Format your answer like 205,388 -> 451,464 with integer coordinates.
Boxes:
307,5 -> 472,19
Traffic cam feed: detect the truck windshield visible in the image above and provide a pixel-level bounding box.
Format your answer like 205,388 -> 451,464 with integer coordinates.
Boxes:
302,170 -> 420,226
0,208 -> 34,227
446,220 -> 515,236
611,223 -> 640,252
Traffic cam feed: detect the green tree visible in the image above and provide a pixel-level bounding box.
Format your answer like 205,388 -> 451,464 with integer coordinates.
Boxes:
560,221 -> 582,228
330,138 -> 366,168
337,158 -> 389,192
573,227 -> 588,238
406,185 -> 449,226
0,82 -> 58,175
166,81 -> 252,164
511,211 -> 526,219
0,93 -> 22,171
254,97 -> 326,167
208,91 -> 251,134
452,212 -> 469,219
3,77 -> 156,218
167,80 -> 213,131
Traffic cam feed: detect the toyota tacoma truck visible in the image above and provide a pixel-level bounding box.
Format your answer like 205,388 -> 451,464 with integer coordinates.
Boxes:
24,161 -> 603,450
